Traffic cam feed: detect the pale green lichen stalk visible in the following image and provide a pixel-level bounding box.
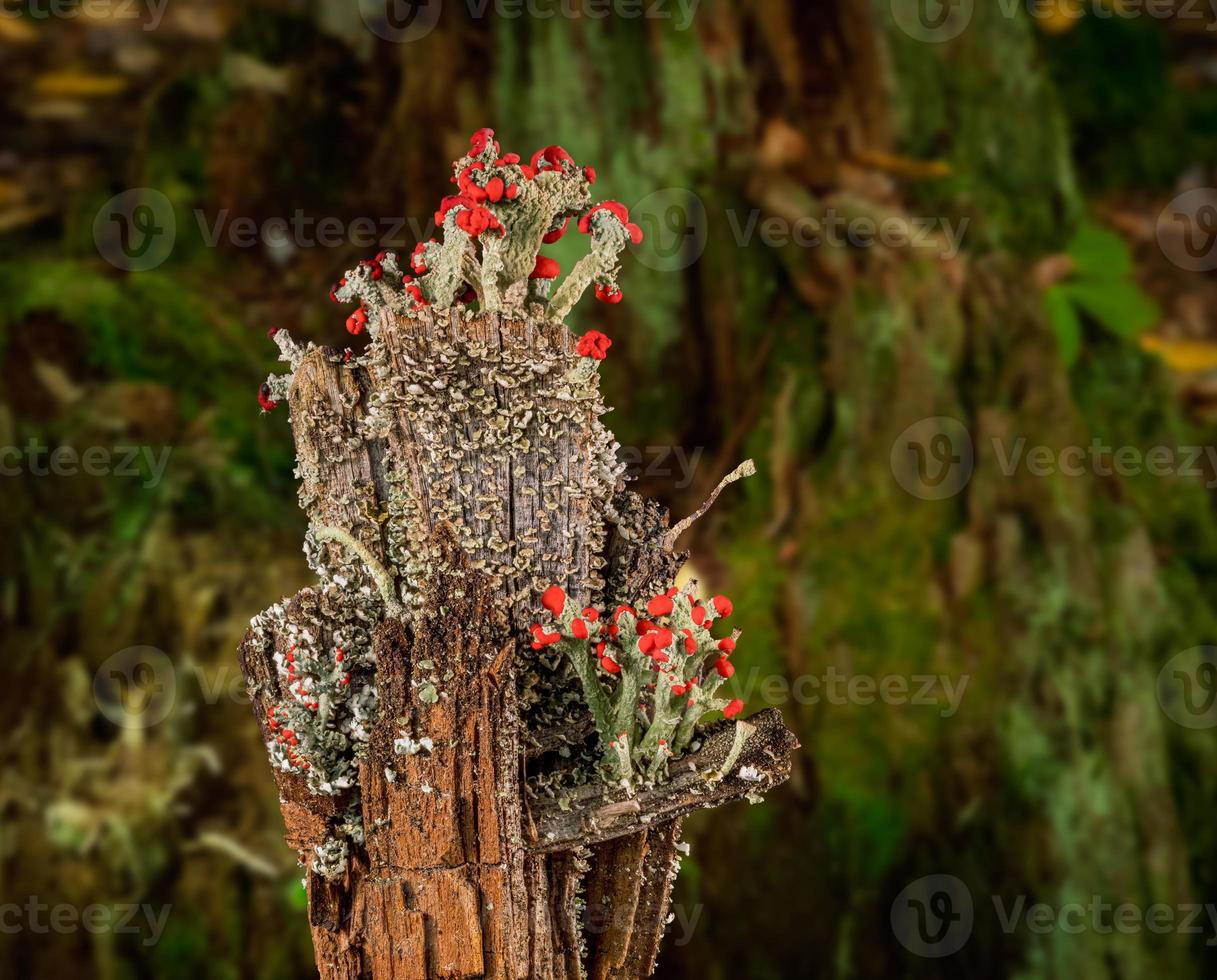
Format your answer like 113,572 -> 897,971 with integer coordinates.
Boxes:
531,583 -> 750,790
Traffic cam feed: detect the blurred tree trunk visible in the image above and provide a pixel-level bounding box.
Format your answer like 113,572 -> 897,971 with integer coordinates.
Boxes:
470,2 -> 1212,978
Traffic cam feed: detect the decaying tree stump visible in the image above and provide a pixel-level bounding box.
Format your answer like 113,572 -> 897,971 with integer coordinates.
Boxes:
238,130 -> 798,978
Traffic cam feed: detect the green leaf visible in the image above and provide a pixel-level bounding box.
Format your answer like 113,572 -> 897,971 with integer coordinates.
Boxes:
1066,222 -> 1132,281
1044,285 -> 1083,366
1060,280 -> 1160,340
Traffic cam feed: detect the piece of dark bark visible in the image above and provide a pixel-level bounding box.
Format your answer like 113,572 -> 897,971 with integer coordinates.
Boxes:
527,709 -> 799,853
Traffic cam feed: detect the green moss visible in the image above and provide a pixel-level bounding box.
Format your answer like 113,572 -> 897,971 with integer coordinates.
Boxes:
1040,16 -> 1217,192
882,2 -> 1081,252
0,258 -> 297,524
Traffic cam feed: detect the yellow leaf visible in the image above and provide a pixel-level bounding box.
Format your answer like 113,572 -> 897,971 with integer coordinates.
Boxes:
1139,335 -> 1217,374
0,205 -> 54,233
1036,0 -> 1085,34
852,149 -> 952,180
33,71 -> 127,98
0,17 -> 37,43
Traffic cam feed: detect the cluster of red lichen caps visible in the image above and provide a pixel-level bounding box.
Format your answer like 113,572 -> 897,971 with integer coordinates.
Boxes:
260,129 -> 638,412
266,643 -> 353,773
531,584 -> 745,720
335,127 -> 639,321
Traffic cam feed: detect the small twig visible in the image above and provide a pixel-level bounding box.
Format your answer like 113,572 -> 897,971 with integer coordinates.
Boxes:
713,720 -> 753,783
314,525 -> 404,618
664,459 -> 757,549
527,708 -> 799,853
187,831 -> 283,879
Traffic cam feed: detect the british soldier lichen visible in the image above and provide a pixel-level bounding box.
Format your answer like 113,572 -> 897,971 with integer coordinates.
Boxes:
530,584 -> 749,789
316,127 -> 642,334
249,129 -> 762,885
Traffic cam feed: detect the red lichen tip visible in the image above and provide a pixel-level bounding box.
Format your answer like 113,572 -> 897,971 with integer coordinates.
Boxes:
578,201 -> 644,244
715,656 -> 735,679
530,623 -> 562,650
529,255 -> 561,280
594,283 -> 623,305
531,145 -> 575,173
541,584 -> 566,617
410,241 -> 429,275
469,127 -> 498,157
717,637 -> 736,654
646,595 -> 674,618
600,656 -> 621,675
723,698 -> 745,719
258,384 -> 279,412
542,216 -> 570,244
456,205 -> 505,238
712,595 -> 734,618
576,330 -> 612,360
346,307 -> 368,335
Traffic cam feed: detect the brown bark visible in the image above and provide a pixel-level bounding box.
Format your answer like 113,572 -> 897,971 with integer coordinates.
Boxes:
238,308 -> 799,977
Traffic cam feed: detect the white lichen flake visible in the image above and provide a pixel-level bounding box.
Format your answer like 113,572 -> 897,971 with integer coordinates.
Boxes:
312,838 -> 349,882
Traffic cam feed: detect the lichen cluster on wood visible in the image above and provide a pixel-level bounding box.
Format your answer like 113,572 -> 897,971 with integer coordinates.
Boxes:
239,129 -> 798,978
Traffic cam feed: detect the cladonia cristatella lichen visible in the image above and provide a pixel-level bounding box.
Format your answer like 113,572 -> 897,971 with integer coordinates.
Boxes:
239,132 -> 794,975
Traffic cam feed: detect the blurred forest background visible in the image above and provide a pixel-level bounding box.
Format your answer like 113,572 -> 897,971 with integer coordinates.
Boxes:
3,0 -> 1217,977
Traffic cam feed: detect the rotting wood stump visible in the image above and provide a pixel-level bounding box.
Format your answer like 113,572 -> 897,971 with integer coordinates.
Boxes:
238,128 -> 798,979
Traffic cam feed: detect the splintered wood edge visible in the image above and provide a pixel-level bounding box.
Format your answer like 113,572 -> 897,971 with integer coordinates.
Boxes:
526,707 -> 800,854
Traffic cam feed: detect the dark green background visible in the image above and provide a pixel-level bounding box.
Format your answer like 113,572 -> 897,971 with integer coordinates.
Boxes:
2,1 -> 1217,977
